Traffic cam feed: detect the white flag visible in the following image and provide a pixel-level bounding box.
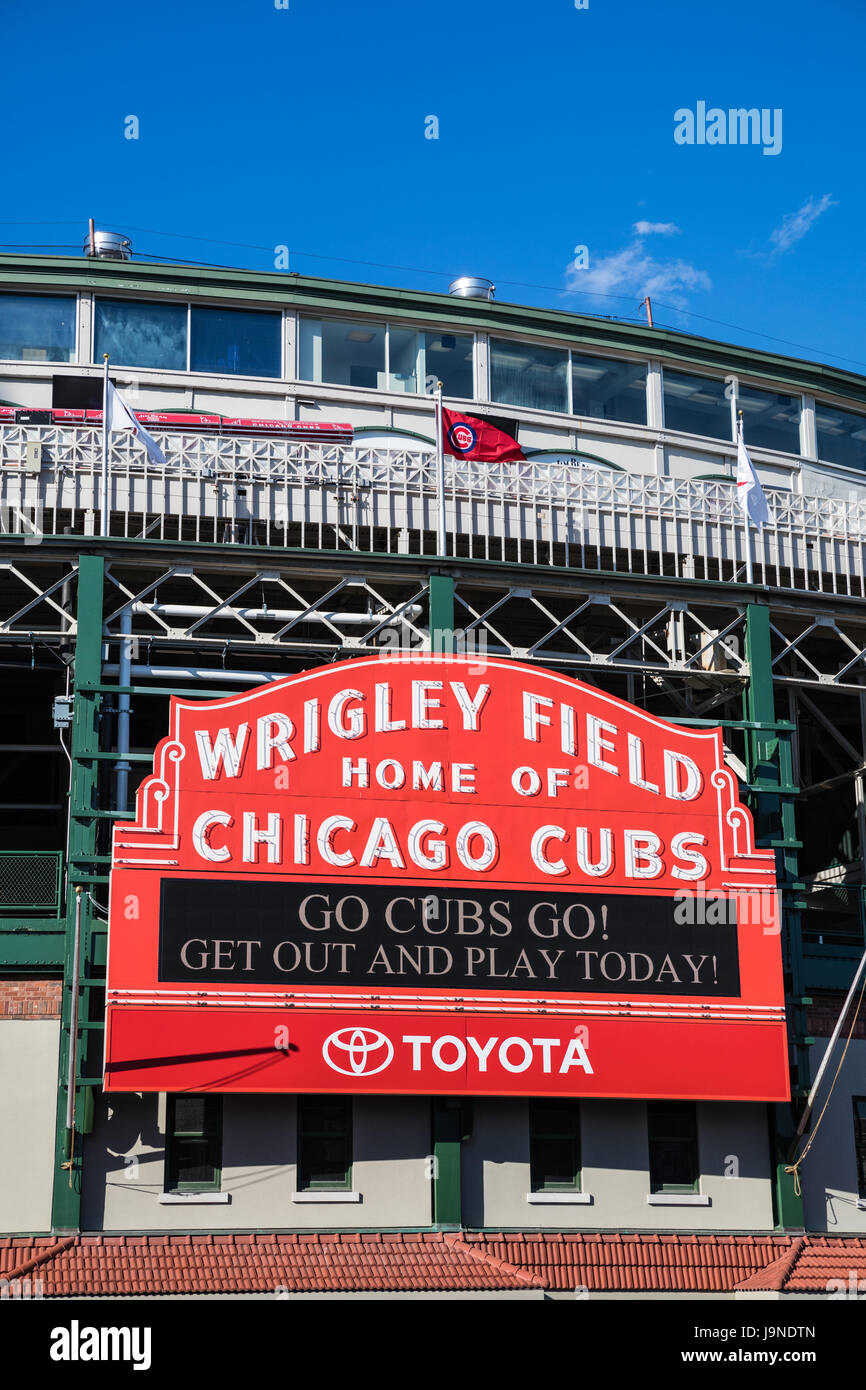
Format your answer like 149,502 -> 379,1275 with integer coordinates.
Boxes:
106,380 -> 166,465
737,430 -> 772,530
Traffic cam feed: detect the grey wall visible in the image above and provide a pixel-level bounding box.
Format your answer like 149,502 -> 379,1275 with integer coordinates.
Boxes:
82,1090 -> 776,1233
462,1098 -> 773,1231
0,1020 -> 59,1233
83,1092 -> 432,1231
800,1037 -> 866,1234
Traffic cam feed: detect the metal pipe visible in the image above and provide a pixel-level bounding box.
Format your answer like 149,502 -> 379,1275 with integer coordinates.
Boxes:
435,382 -> 447,556
103,663 -> 293,684
65,888 -> 82,1134
100,354 -> 110,537
131,602 -> 422,625
115,607 -> 132,811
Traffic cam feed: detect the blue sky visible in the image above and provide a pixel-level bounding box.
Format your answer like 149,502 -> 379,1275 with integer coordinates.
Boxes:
2,0 -> 864,371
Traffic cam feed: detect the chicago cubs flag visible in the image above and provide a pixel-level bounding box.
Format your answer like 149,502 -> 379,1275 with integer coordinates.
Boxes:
441,408 -> 524,462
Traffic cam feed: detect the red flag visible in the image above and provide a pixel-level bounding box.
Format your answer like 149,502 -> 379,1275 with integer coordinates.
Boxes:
441,409 -> 524,462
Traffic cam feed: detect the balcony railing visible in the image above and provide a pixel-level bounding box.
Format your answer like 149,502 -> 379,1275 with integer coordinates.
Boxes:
2,424 -> 866,594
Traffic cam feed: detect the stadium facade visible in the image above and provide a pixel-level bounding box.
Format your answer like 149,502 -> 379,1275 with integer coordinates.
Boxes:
1,248 -> 866,1297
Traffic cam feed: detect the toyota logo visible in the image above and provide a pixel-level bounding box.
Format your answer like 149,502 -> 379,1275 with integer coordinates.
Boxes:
322,1027 -> 395,1076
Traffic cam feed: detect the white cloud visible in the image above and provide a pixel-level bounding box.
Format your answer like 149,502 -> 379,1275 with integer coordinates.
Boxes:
632,221 -> 680,237
564,227 -> 710,310
769,194 -> 836,255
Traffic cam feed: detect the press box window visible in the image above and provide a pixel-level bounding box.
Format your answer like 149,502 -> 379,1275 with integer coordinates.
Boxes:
570,353 -> 647,425
387,329 -> 475,398
190,306 -> 281,378
297,1096 -> 353,1190
647,1101 -> 699,1193
737,382 -> 801,454
94,298 -> 187,371
299,317 -> 385,389
529,1099 -> 581,1191
490,338 -> 569,414
853,1098 -> 866,1197
816,403 -> 866,472
164,1094 -> 222,1193
662,368 -> 730,441
0,294 -> 76,363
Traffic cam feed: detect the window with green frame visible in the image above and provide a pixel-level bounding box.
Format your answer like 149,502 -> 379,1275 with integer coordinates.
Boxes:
647,1101 -> 699,1193
853,1098 -> 866,1197
164,1094 -> 222,1193
529,1098 -> 581,1191
297,1096 -> 353,1190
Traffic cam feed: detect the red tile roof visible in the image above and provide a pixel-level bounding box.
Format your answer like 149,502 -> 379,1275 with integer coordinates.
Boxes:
0,1233 -> 544,1297
3,1231 -> 866,1296
737,1236 -> 866,1294
459,1233 -> 792,1293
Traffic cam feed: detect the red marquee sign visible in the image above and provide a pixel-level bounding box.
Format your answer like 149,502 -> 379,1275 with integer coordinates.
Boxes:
104,656 -> 789,1100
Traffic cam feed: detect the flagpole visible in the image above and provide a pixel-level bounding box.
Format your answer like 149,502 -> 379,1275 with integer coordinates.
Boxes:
100,353 -> 110,538
435,381 -> 446,556
738,412 -> 753,585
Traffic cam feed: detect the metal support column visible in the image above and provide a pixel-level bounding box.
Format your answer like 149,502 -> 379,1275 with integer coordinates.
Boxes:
51,554 -> 105,1231
431,1099 -> 464,1228
428,573 -> 455,651
744,603 -> 806,1229
427,572 -> 463,1224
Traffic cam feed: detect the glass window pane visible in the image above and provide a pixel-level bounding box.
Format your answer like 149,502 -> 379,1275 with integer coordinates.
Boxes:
0,294 -> 75,362
388,328 -> 419,393
423,331 -> 474,399
299,317 -> 385,388
298,1096 -> 351,1188
175,1138 -> 216,1187
300,1138 -> 350,1187
190,306 -> 280,377
173,1094 -> 209,1133
491,338 -> 568,413
737,383 -> 801,453
531,1138 -> 577,1188
532,1099 -> 579,1137
305,1100 -> 350,1136
95,298 -> 186,370
663,368 -> 730,440
571,353 -> 647,425
816,403 -> 866,472
648,1102 -> 698,1191
530,1099 -> 579,1190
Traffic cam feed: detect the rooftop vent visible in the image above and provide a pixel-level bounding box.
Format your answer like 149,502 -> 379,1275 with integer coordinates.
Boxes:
448,276 -> 494,300
83,228 -> 132,261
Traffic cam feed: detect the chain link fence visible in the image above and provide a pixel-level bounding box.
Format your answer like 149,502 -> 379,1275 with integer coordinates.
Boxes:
0,852 -> 63,916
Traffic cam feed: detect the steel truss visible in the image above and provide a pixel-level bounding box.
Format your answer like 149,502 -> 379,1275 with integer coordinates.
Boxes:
0,545 -> 865,700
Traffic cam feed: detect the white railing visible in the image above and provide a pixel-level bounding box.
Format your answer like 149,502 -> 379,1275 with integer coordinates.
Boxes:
1,424 -> 866,594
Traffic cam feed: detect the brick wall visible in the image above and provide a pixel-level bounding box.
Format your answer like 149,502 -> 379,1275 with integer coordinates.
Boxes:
0,979 -> 62,1019
807,991 -> 866,1040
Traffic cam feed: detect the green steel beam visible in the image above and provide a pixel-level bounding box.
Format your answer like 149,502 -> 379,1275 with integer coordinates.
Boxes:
428,574 -> 455,648
0,930 -> 65,968
51,554 -> 104,1232
427,575 -> 463,1227
744,603 -> 805,1230
431,1099 -> 463,1228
